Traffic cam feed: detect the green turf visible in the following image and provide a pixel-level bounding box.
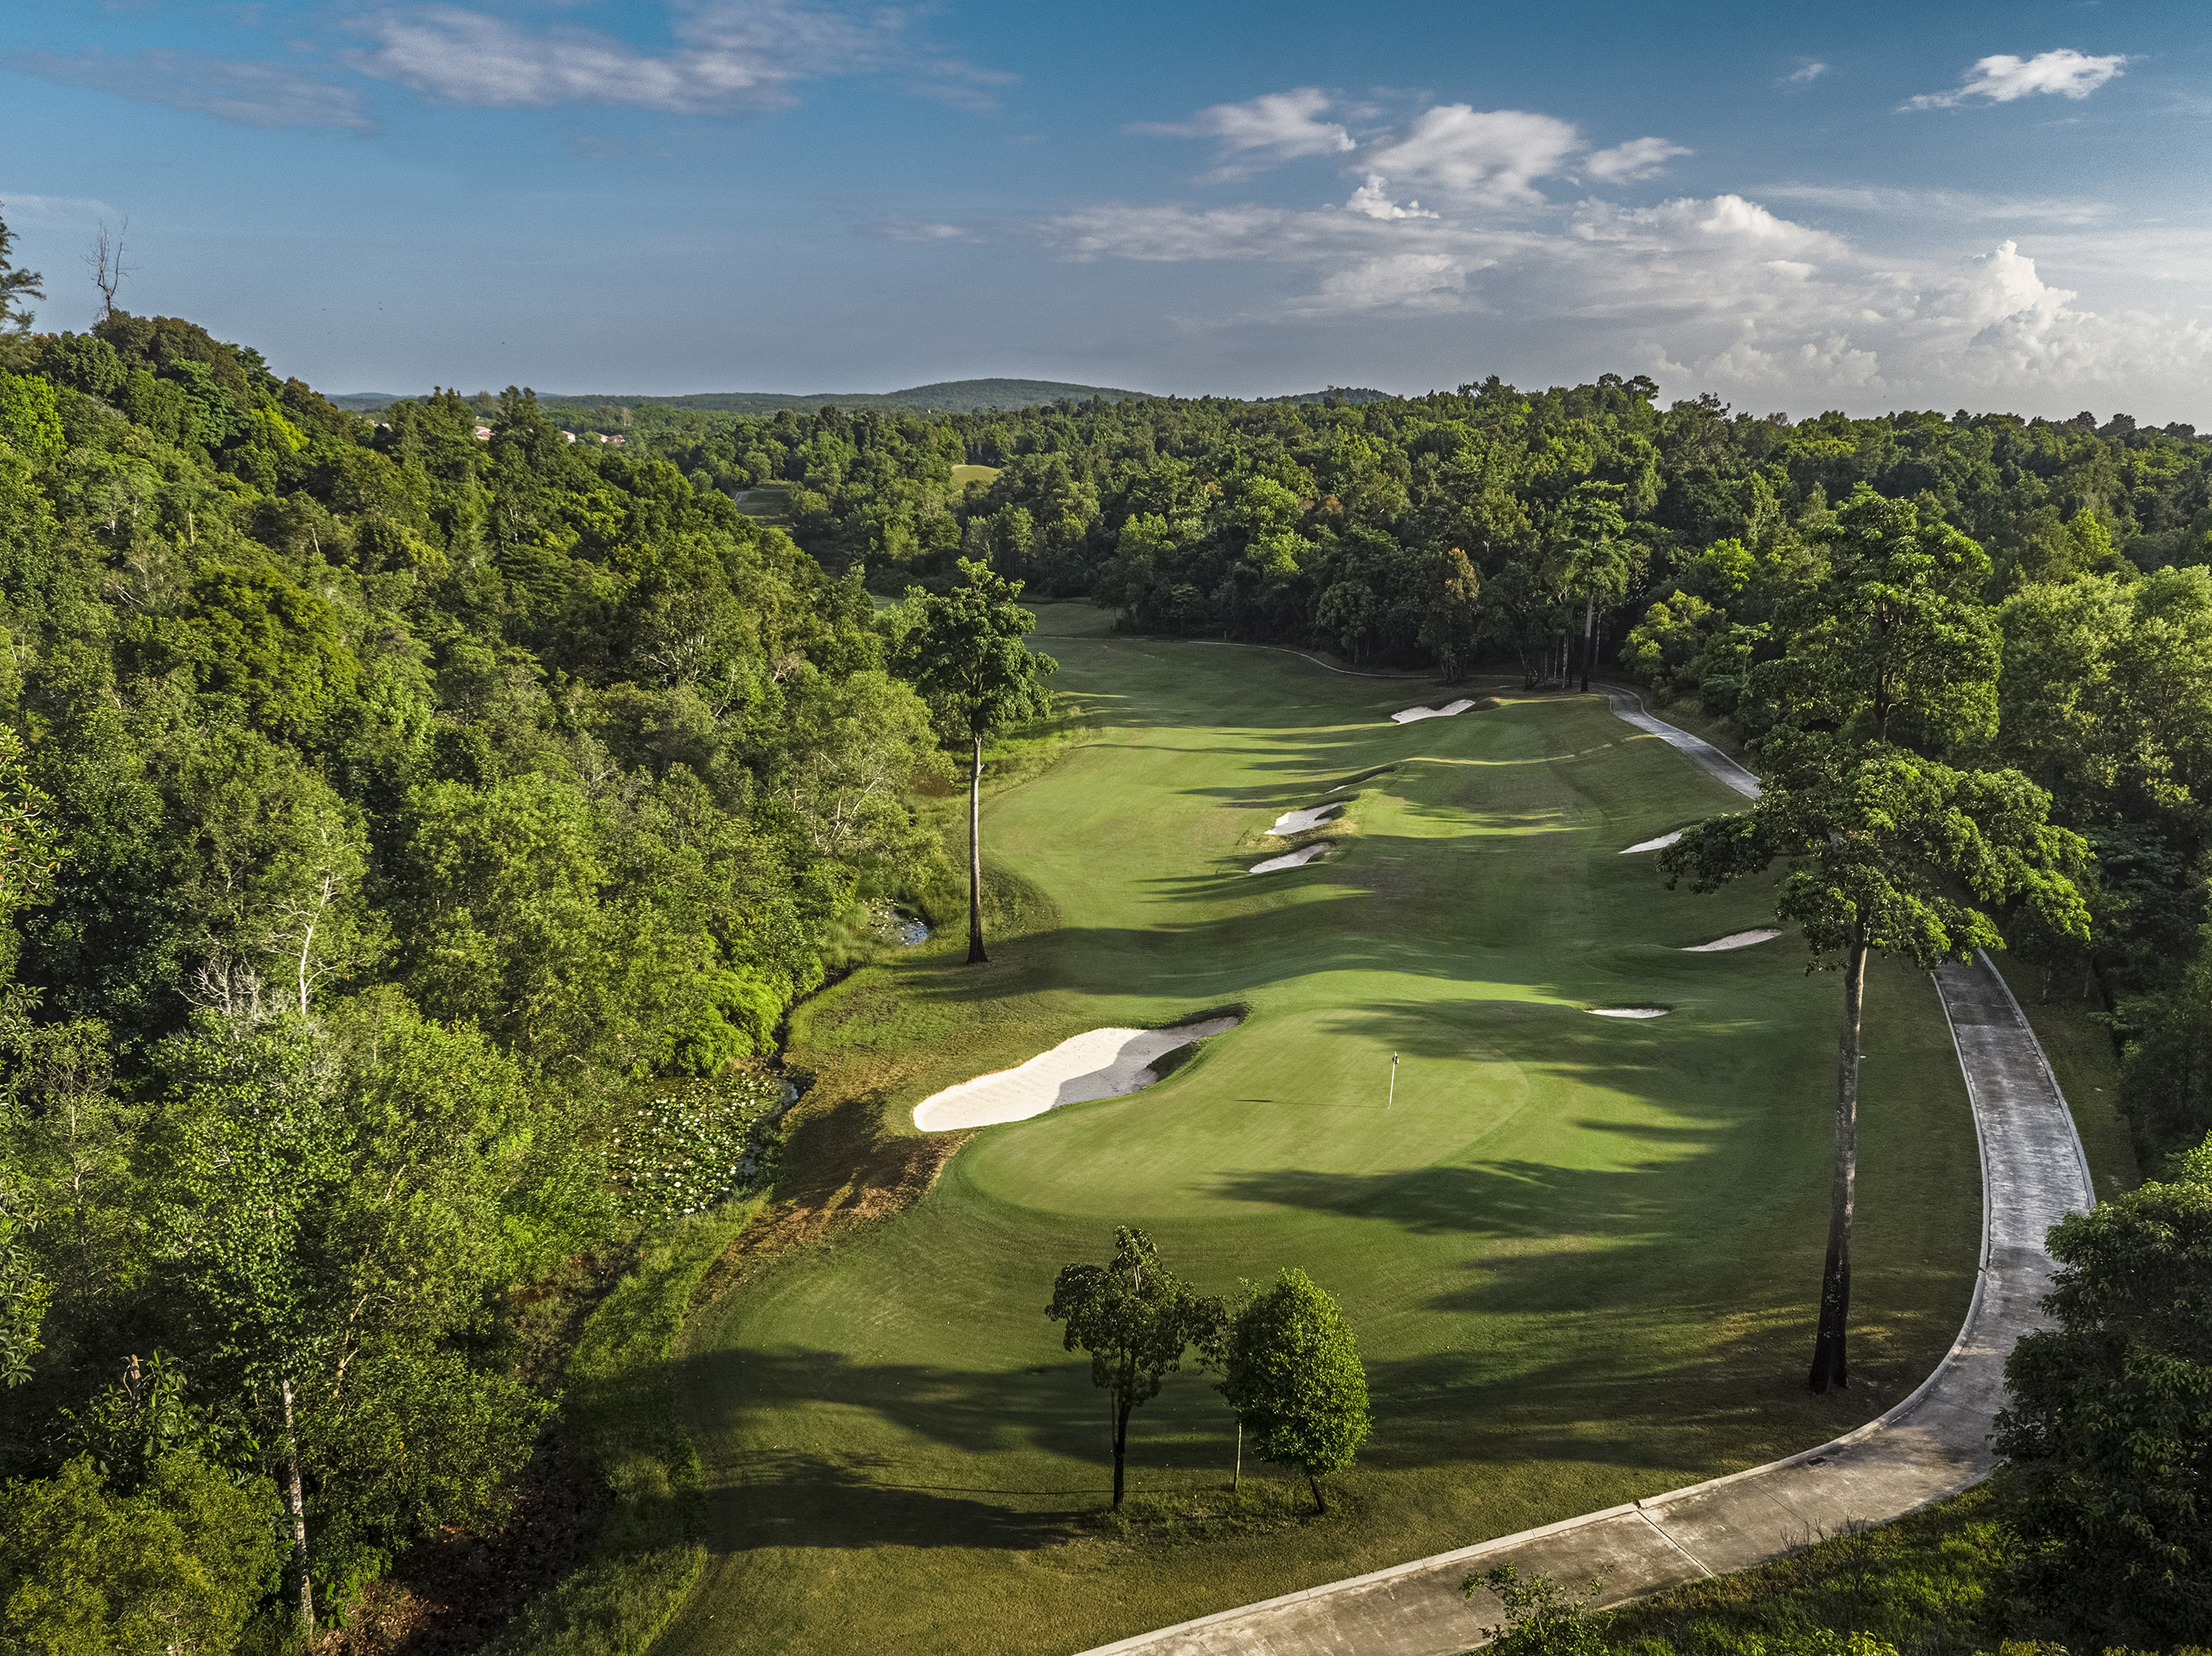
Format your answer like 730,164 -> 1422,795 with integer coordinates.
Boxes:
658,605 -> 1980,1656
952,463 -> 1003,487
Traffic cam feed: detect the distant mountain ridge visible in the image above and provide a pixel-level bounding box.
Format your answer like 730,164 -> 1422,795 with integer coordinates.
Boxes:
331,378 -> 1152,415
329,378 -> 1401,415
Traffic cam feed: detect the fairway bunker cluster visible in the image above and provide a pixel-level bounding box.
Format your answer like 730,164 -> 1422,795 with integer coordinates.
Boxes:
910,1017 -> 1244,1131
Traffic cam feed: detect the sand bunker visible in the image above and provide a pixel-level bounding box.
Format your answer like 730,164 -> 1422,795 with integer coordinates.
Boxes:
1270,802 -> 1343,835
1684,928 -> 1782,952
912,1017 -> 1242,1132
1587,1007 -> 1670,1018
1391,700 -> 1478,724
1621,830 -> 1684,854
1250,841 -> 1333,874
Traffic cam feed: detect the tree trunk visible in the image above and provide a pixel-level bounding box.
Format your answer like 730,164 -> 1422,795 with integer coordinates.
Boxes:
1111,1392 -> 1132,1508
966,732 -> 988,965
281,1374 -> 316,1631
1580,593 -> 1596,692
1233,1419 -> 1242,1492
1305,1466 -> 1328,1514
1808,934 -> 1866,1393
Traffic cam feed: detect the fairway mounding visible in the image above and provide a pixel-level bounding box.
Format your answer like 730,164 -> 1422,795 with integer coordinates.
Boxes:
1269,802 -> 1343,835
662,629 -> 2000,1656
1390,699 -> 1477,723
1326,763 -> 1396,794
1686,928 -> 1782,951
911,1017 -> 1242,1132
1249,841 -> 1333,873
1622,829 -> 1684,853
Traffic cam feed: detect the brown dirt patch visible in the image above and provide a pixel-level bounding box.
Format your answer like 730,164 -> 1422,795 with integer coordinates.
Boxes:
317,1435 -> 607,1656
691,1087 -> 970,1310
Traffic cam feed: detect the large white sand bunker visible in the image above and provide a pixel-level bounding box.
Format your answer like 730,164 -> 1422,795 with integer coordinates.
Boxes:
1587,1007 -> 1670,1018
1270,802 -> 1343,835
912,1018 -> 1242,1132
1250,841 -> 1333,874
1684,928 -> 1782,952
1391,700 -> 1477,724
1621,830 -> 1683,854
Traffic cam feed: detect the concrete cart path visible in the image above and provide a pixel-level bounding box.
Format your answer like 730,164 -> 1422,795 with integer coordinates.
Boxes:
1080,691 -> 2095,1656
1599,684 -> 1767,800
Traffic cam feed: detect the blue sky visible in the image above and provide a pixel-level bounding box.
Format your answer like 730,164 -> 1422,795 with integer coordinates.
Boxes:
4,1 -> 2208,419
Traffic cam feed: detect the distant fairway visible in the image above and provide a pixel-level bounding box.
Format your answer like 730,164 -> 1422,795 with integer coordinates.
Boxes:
951,462 -> 1003,486
660,606 -> 1979,1656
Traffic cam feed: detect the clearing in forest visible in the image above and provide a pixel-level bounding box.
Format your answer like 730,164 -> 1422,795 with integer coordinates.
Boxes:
660,603 -> 1980,1656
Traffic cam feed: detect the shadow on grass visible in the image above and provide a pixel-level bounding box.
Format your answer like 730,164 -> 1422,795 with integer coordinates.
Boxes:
665,1298 -> 1924,1565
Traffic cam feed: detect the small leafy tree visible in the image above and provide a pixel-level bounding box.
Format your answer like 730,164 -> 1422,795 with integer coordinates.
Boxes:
1218,1267 -> 1370,1513
1463,1564 -> 1604,1656
1996,1138 -> 2212,1646
1046,1226 -> 1219,1509
895,559 -> 1056,964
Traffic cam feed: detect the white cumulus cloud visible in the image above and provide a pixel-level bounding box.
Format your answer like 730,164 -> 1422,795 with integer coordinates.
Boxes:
1907,49 -> 2128,110
1036,171 -> 2212,411
1585,137 -> 1691,184
1130,88 -> 1354,182
1356,105 -> 1583,206
1344,175 -> 1437,221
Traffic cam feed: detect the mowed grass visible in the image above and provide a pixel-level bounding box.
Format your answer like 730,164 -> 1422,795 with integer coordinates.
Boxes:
952,462 -> 1003,486
658,605 -> 1980,1656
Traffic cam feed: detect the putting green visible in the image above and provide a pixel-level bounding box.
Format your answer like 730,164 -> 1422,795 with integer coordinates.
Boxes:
660,607 -> 1978,1656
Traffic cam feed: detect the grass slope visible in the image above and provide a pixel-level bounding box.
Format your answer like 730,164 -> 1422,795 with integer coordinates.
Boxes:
658,605 -> 1980,1656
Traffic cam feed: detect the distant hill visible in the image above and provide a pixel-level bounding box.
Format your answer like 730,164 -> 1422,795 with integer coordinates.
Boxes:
331,378 -> 1153,416
1268,386 -> 1396,406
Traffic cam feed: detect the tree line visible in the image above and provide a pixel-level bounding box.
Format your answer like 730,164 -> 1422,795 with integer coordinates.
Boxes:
0,211 -> 978,1642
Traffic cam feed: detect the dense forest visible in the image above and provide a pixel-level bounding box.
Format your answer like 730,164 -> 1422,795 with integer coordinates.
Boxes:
4,191 -> 2212,1649
0,216 -> 953,1642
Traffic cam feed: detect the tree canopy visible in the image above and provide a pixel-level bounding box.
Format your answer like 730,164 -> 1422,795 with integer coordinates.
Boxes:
1046,1227 -> 1219,1509
1218,1268 -> 1371,1513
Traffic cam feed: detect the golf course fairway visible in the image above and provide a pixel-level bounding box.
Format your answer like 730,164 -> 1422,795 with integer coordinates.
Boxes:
658,605 -> 1980,1656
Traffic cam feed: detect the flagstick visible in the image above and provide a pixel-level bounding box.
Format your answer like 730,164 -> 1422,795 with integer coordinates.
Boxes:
1388,1052 -> 1399,1110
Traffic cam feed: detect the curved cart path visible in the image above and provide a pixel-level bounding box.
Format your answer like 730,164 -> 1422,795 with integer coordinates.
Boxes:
1081,687 -> 2094,1656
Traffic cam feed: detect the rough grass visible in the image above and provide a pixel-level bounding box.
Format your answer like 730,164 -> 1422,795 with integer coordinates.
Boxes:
1600,1485 -> 2018,1656
657,602 -> 1984,1656
482,1197 -> 764,1656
